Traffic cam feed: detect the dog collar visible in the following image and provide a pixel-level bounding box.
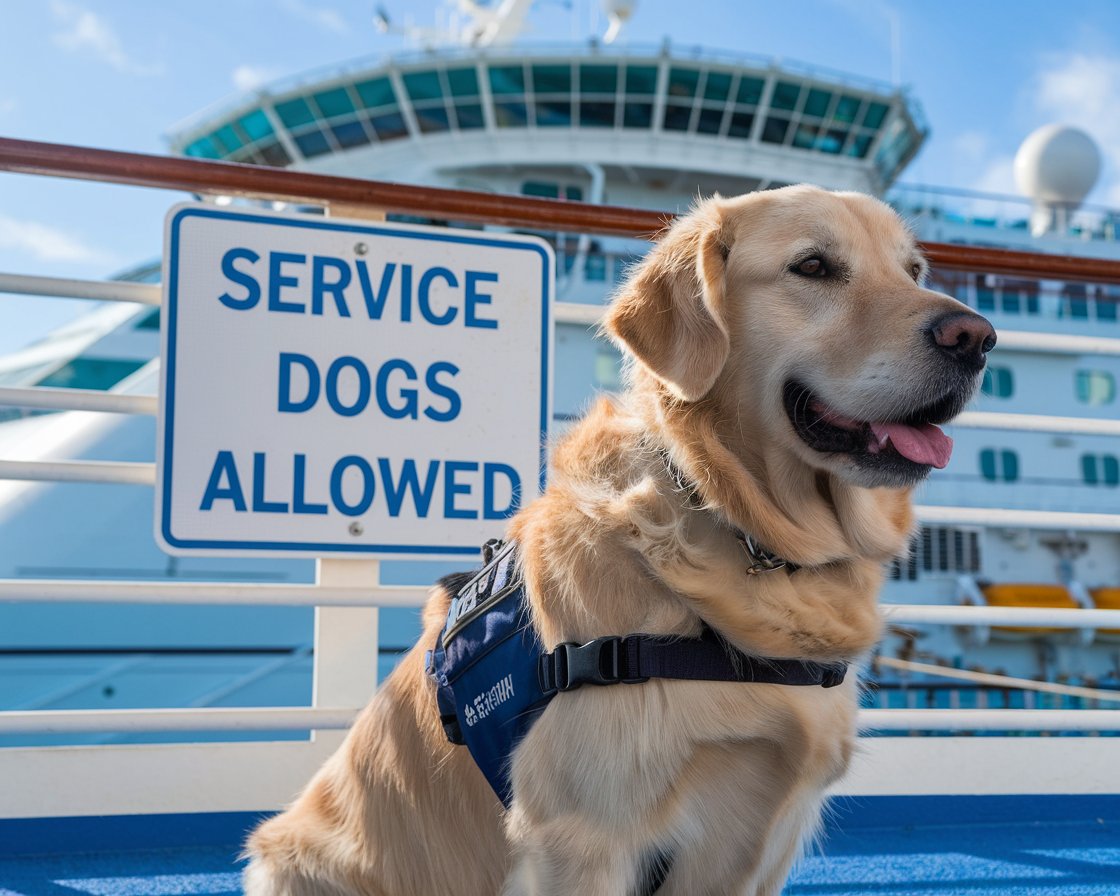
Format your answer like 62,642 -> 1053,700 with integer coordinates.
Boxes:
657,448 -> 798,576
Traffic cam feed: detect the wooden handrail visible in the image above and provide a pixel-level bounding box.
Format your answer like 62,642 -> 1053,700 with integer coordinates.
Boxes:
3,136 -> 1120,283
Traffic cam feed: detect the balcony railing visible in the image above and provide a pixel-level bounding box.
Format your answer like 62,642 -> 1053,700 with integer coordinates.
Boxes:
1,137 -> 1119,820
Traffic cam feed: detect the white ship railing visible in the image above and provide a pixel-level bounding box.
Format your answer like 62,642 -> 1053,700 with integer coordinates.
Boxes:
1,137 -> 1119,820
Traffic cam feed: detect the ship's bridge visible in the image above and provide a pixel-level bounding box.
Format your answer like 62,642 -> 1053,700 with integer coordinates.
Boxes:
168,44 -> 926,197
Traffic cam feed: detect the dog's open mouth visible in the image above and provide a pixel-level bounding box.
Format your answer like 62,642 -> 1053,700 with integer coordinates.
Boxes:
783,381 -> 962,476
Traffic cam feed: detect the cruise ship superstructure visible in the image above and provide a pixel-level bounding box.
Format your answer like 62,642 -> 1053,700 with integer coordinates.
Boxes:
3,1 -> 1119,741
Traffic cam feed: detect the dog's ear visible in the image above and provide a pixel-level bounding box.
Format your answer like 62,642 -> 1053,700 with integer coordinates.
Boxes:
604,203 -> 730,402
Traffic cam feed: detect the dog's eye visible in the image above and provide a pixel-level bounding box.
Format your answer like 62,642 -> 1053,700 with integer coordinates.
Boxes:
795,257 -> 828,277
910,262 -> 923,282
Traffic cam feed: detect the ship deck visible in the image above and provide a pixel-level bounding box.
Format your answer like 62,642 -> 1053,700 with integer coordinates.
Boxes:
2,797 -> 1118,896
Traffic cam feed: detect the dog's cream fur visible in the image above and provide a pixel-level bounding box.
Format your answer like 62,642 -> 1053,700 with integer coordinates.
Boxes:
244,186 -> 986,895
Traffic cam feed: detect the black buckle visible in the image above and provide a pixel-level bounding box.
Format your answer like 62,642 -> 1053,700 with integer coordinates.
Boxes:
540,636 -> 648,693
820,664 -> 847,688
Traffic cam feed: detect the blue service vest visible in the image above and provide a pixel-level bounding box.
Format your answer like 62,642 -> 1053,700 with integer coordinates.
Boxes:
427,541 -> 550,806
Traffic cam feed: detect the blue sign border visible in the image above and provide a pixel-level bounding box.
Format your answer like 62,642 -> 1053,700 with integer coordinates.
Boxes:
160,206 -> 551,556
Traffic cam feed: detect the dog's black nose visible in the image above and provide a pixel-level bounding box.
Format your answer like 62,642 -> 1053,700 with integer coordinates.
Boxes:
928,312 -> 996,368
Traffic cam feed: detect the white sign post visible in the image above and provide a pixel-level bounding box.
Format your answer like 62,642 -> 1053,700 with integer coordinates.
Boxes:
157,203 -> 553,558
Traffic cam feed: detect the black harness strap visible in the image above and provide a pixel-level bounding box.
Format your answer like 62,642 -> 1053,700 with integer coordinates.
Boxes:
539,626 -> 847,694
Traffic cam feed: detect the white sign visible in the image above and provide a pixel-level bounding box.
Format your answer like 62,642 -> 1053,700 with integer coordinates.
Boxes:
156,204 -> 553,558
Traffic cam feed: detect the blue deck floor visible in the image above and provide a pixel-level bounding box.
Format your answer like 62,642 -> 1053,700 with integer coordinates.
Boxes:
2,798 -> 1118,896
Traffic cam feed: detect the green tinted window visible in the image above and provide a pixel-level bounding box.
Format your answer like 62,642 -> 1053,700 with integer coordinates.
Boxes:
313,87 -> 356,118
580,100 -> 615,127
1080,454 -> 1119,485
38,358 -> 146,391
494,100 -> 528,126
792,124 -> 817,149
184,137 -> 221,159
846,132 -> 873,158
354,77 -> 396,109
981,366 -> 1014,398
369,111 -> 407,139
667,67 -> 699,99
818,129 -> 847,153
446,67 -> 479,97
625,65 -> 658,95
213,124 -> 244,152
771,81 -> 801,111
727,110 -> 754,138
489,65 -> 525,95
979,448 -> 1019,482
535,99 -> 571,127
294,129 -> 332,157
1076,370 -> 1115,405
134,309 -> 161,330
803,88 -> 832,118
522,181 -> 559,198
623,101 -> 653,128
736,76 -> 764,105
863,101 -> 889,129
238,109 -> 274,141
403,70 -> 443,101
330,120 -> 369,148
760,115 -> 791,143
703,71 -> 732,102
833,94 -> 862,123
533,64 -> 571,93
454,102 -> 485,129
580,64 -> 617,94
274,96 -> 317,128
258,140 -> 292,166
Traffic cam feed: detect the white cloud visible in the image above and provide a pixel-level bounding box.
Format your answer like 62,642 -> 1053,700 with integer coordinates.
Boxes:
1032,51 -> 1120,205
280,0 -> 348,34
232,64 -> 284,92
0,214 -> 113,265
50,1 -> 162,76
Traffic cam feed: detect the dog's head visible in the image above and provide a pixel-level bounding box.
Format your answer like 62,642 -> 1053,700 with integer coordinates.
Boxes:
605,185 -> 995,490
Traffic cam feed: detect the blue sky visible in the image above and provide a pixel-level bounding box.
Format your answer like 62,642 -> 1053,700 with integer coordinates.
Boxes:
2,0 -> 1120,353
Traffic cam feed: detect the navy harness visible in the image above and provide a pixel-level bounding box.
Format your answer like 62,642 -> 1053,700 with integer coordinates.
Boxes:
426,539 -> 848,808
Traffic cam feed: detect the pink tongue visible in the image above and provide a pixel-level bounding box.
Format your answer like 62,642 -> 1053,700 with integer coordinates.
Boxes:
871,422 -> 953,469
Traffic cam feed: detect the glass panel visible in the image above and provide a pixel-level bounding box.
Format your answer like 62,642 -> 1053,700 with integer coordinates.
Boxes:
667,67 -> 700,99
214,124 -> 244,153
294,129 -> 332,157
976,286 -> 996,312
184,137 -> 221,159
623,101 -> 653,128
1002,290 -> 1021,314
403,70 -> 443,102
369,112 -> 408,140
275,96 -> 317,128
662,102 -> 692,131
535,99 -> 571,127
1001,450 -> 1019,482
565,186 -> 583,201
1098,292 -> 1118,321
330,119 -> 369,148
258,140 -> 292,166
454,102 -> 485,129
1082,454 -> 1100,485
696,107 -> 724,134
998,368 -> 1014,397
414,105 -> 451,133
354,76 -> 396,109
770,80 -> 801,111
760,115 -> 791,144
532,64 -> 571,94
736,76 -> 764,105
1076,370 -> 1115,405
579,100 -> 615,127
979,449 -> 996,482
580,64 -> 618,94
703,71 -> 732,102
817,128 -> 847,154
792,123 -> 817,149
625,65 -> 658,95
489,65 -> 525,95
585,253 -> 607,281
494,100 -> 529,126
863,101 -> 889,129
1105,456 -> 1120,486
522,181 -> 559,198
803,88 -> 832,118
38,358 -> 146,391
833,94 -> 861,123
313,87 -> 356,118
134,309 -> 161,330
846,132 -> 872,158
446,67 -> 479,97
727,110 -> 754,138
238,109 -> 274,141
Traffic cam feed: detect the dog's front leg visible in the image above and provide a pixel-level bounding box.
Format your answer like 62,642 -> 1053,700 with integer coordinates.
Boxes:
499,819 -> 650,896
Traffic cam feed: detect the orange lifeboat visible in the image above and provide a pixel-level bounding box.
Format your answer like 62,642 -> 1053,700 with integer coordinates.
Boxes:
981,584 -> 1080,638
1088,588 -> 1120,640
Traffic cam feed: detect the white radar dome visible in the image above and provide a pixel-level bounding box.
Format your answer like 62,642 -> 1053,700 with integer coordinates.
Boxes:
1014,124 -> 1101,206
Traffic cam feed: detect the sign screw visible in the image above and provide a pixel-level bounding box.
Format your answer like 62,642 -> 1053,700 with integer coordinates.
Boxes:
354,242 -> 368,255
348,522 -> 364,536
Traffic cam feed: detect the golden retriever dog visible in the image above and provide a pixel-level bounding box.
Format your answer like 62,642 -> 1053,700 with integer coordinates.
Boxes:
243,185 -> 995,895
